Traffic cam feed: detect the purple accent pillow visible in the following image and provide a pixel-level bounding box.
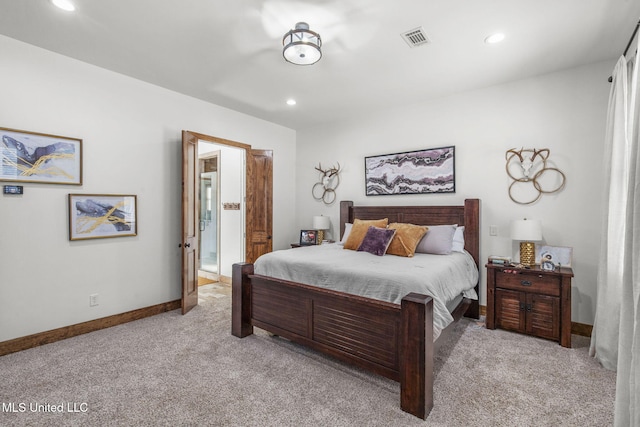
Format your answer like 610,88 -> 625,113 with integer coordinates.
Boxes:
357,226 -> 396,256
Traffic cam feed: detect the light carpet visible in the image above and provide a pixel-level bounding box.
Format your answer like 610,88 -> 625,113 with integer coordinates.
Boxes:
0,289 -> 615,426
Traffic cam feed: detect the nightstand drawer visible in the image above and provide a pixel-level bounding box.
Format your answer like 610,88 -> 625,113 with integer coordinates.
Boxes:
496,271 -> 560,297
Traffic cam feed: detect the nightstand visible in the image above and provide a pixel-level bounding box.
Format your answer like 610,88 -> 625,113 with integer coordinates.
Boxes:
486,263 -> 573,347
291,240 -> 335,248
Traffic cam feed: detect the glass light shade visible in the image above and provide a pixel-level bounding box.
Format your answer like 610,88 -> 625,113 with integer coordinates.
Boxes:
283,22 -> 322,65
510,219 -> 542,241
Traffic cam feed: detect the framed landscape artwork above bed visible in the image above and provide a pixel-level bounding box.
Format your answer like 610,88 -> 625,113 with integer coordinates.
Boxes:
364,146 -> 455,196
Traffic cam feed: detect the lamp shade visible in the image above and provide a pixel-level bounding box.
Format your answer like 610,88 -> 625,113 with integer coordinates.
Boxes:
510,219 -> 542,241
283,22 -> 322,65
313,215 -> 331,230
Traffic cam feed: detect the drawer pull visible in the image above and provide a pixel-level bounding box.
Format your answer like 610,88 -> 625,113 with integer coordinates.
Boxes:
521,280 -> 532,286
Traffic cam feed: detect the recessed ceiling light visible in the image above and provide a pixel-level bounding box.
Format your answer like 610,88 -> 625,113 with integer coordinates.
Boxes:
485,33 -> 505,44
286,99 -> 297,106
51,0 -> 75,11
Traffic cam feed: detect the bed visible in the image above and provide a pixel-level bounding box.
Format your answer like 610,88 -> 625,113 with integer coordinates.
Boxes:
232,199 -> 480,419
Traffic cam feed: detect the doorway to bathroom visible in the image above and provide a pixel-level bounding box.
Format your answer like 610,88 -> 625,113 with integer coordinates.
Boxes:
199,152 -> 219,275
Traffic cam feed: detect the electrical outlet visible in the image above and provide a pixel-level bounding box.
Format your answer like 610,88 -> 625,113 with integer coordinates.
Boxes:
489,225 -> 498,236
89,294 -> 99,307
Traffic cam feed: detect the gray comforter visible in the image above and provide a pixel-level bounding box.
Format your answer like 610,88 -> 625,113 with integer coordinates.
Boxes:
254,243 -> 479,339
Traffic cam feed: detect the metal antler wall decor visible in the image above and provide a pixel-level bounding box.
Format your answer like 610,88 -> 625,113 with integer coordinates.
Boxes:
312,162 -> 341,205
505,148 -> 566,205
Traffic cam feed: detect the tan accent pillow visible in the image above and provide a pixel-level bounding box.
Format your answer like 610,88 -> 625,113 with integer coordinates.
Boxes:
386,223 -> 429,257
343,218 -> 389,250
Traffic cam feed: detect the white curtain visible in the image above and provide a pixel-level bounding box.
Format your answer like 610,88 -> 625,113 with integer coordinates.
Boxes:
590,48 -> 640,426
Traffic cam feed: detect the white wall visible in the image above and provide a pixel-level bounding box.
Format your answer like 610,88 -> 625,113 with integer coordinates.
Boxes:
218,145 -> 245,278
0,35 -> 296,342
296,60 -> 613,326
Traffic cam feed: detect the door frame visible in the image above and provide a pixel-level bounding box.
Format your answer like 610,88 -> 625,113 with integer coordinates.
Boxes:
181,130 -> 270,314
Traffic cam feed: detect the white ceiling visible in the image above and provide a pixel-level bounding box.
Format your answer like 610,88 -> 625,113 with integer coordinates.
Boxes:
0,0 -> 638,130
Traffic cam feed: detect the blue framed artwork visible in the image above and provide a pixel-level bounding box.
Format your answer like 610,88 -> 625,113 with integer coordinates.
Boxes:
69,194 -> 137,240
1,127 -> 82,185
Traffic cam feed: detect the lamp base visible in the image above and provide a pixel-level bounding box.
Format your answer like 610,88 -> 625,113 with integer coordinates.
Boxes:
519,241 -> 536,266
317,230 -> 324,244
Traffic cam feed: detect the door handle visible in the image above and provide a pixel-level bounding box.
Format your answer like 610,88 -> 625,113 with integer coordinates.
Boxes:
267,235 -> 272,240
184,243 -> 191,248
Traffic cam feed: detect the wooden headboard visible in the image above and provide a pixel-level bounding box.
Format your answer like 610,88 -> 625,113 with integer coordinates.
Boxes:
339,199 -> 480,269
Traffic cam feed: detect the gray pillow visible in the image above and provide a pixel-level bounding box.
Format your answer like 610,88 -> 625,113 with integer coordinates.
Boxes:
415,224 -> 457,255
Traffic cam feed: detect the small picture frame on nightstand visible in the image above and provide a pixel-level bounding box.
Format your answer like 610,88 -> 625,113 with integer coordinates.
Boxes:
299,230 -> 317,246
536,245 -> 573,268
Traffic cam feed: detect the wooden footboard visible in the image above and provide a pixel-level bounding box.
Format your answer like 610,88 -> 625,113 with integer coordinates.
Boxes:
231,198 -> 480,419
232,262 -> 435,419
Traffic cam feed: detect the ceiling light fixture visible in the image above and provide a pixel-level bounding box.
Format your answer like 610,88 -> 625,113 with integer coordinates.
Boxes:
485,33 -> 505,44
51,0 -> 76,11
286,99 -> 297,106
283,22 -> 322,65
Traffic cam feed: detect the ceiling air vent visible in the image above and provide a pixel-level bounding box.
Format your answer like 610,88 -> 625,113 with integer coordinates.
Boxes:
401,27 -> 430,48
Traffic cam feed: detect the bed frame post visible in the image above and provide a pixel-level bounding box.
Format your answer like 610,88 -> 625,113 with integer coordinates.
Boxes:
464,198 -> 481,319
400,293 -> 434,420
232,263 -> 254,338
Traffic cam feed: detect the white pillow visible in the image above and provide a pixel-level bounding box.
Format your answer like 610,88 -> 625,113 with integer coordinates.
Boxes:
339,223 -> 353,245
415,224 -> 457,255
452,226 -> 465,253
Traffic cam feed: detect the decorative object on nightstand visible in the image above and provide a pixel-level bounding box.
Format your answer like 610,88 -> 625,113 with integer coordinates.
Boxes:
488,255 -> 512,266
540,255 -> 556,271
299,230 -> 317,246
312,215 -> 331,244
536,245 -> 573,270
486,262 -> 573,347
511,218 -> 542,267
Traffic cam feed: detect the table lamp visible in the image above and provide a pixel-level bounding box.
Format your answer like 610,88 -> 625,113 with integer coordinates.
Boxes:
313,215 -> 331,244
511,218 -> 542,266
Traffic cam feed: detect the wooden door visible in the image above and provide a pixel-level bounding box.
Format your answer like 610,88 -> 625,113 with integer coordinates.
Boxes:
526,294 -> 560,340
181,130 -> 273,313
245,149 -> 273,264
495,288 -> 525,332
181,131 -> 199,314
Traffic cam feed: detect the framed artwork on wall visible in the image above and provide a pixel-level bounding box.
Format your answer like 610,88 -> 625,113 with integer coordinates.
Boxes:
68,194 -> 137,240
364,146 -> 455,196
299,230 -> 318,246
0,127 -> 82,185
